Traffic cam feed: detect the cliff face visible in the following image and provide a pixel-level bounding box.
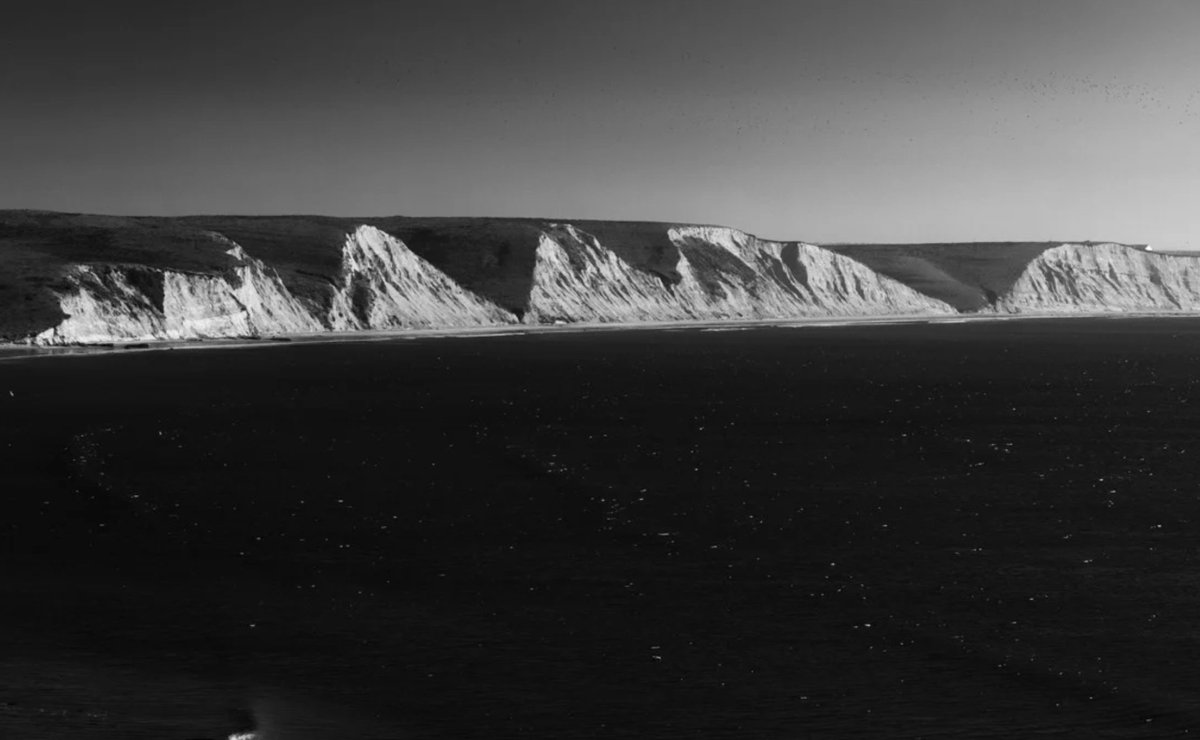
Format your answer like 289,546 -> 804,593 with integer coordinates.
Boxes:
993,243 -> 1200,313
827,241 -> 1061,311
22,217 -> 954,344
16,212 -> 1200,346
327,226 -> 515,330
524,223 -> 686,323
668,226 -> 952,318
33,238 -> 322,344
524,223 -> 951,323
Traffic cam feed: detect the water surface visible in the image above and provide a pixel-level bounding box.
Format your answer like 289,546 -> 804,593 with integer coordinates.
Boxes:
5,319 -> 1200,738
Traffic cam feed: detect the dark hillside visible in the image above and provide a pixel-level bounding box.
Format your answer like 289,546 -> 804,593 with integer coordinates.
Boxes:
828,242 -> 1060,310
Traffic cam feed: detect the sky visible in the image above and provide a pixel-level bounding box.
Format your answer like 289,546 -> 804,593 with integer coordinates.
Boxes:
3,0 -> 1200,246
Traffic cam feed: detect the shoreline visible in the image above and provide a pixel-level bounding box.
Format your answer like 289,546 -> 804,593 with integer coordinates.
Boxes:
3,311 -> 1200,363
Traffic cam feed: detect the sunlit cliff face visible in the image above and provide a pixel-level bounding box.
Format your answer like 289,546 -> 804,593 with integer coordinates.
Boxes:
993,243 -> 1200,314
29,222 -> 951,345
27,214 -> 1200,347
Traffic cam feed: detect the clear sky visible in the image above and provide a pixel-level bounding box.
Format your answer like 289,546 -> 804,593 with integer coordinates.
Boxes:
3,0 -> 1200,246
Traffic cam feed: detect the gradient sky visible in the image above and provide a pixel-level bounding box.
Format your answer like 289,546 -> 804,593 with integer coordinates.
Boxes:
3,0 -> 1200,246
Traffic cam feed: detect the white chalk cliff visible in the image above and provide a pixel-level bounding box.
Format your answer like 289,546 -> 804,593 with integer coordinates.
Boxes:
31,219 -> 1200,346
327,225 -> 514,330
32,221 -> 959,344
44,222 -> 1200,344
994,243 -> 1200,313
34,237 -> 323,344
526,224 -> 690,323
665,226 -> 953,318
524,223 -> 951,323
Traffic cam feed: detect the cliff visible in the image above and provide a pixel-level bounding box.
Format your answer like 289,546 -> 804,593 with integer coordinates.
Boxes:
33,239 -> 323,344
828,241 -> 1065,311
4,211 -> 1198,345
326,226 -> 514,330
670,226 -> 950,319
992,243 -> 1200,313
1,213 -> 950,344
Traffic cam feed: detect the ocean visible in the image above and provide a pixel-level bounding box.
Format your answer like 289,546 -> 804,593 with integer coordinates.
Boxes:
5,318 -> 1200,738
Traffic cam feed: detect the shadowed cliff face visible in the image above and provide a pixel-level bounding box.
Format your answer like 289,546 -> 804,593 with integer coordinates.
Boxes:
829,242 -> 1063,310
5,210 -> 1193,345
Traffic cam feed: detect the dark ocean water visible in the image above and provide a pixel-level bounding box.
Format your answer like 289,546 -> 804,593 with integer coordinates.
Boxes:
5,318 -> 1200,739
